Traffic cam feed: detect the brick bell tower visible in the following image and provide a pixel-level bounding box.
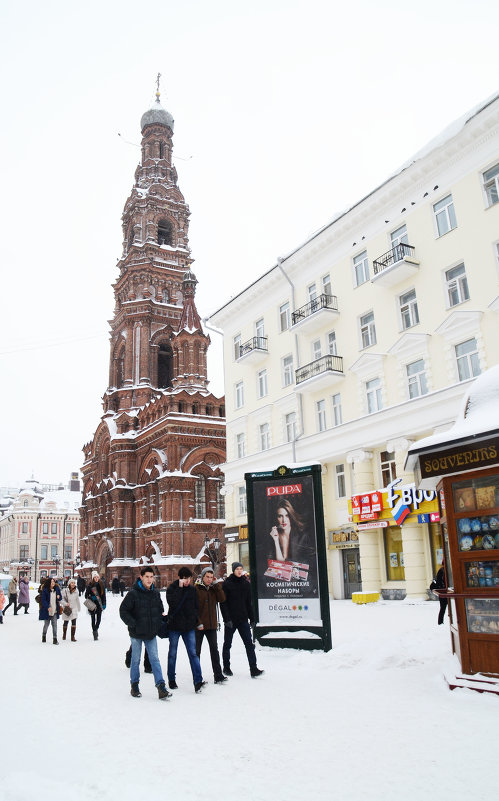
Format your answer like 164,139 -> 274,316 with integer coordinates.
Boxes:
80,87 -> 226,587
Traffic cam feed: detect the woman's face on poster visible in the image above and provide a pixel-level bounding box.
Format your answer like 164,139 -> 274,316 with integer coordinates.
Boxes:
277,506 -> 291,535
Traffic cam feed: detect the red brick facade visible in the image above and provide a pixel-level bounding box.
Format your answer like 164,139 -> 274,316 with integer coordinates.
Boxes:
79,98 -> 226,588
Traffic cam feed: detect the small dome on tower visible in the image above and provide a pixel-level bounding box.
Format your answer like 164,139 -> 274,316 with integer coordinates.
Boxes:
140,102 -> 174,133
183,269 -> 197,284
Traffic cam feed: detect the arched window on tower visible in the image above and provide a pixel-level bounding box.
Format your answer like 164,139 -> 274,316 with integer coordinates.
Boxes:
157,343 -> 173,389
116,349 -> 125,388
158,218 -> 173,246
194,477 -> 207,519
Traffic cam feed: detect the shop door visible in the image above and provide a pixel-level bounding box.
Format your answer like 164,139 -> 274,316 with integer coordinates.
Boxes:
343,549 -> 362,598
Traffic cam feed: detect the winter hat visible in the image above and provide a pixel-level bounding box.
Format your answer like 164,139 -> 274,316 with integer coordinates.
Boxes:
201,567 -> 214,580
232,562 -> 243,572
91,571 -> 100,580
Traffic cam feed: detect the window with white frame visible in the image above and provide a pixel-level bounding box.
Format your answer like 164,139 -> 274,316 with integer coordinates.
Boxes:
51,523 -> 57,535
285,411 -> 297,442
455,338 -> 481,381
328,331 -> 337,355
391,224 -> 408,251
335,464 -> 346,498
360,311 -> 376,348
66,523 -> 72,535
282,354 -> 294,387
255,318 -> 265,345
434,194 -> 457,236
399,289 -> 419,330
353,250 -> 369,286
259,422 -> 270,451
483,162 -> 499,207
22,522 -> 28,533
41,545 -> 48,560
233,334 -> 241,361
235,381 -> 244,409
257,369 -> 268,398
238,486 -> 247,515
51,544 -> 58,558
42,523 -> 48,535
366,377 -> 382,413
316,399 -> 327,432
308,283 -> 318,302
322,273 -> 332,296
445,263 -> 469,307
332,393 -> 342,426
279,301 -> 291,332
236,432 -> 246,459
312,339 -> 322,360
380,451 -> 396,487
406,358 -> 428,398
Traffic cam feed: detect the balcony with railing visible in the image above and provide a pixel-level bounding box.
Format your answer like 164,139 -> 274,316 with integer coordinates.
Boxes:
291,293 -> 339,334
295,353 -> 344,391
372,243 -> 420,287
237,335 -> 268,364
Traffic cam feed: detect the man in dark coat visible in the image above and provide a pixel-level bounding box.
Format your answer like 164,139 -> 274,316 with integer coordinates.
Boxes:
221,562 -> 264,677
195,567 -> 227,684
76,575 -> 86,596
119,566 -> 170,699
166,567 -> 205,692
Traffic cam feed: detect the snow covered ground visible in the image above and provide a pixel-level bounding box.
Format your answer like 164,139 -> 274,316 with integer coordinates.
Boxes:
1,591 -> 497,801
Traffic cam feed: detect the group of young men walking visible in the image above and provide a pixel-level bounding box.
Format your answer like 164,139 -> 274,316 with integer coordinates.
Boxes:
119,561 -> 263,699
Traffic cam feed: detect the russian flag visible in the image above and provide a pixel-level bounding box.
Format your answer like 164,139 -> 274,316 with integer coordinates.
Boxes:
391,497 -> 411,526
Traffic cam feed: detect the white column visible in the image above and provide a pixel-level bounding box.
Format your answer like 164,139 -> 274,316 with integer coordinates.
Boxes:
347,449 -> 381,592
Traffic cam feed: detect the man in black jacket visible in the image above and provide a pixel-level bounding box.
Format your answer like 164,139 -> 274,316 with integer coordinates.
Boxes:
166,567 -> 206,693
221,562 -> 264,678
119,566 -> 171,699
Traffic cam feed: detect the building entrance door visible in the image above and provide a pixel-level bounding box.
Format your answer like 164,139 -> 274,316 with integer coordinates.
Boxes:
342,548 -> 362,598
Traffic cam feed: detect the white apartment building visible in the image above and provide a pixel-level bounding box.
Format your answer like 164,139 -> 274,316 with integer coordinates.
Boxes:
209,92 -> 499,600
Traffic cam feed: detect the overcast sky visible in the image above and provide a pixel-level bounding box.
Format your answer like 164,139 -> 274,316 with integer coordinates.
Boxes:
0,0 -> 498,488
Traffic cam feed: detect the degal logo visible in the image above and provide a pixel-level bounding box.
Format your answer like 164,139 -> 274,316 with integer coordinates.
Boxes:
387,478 -> 437,510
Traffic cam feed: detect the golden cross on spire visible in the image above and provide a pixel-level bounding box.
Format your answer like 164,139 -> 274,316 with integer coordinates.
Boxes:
155,72 -> 161,103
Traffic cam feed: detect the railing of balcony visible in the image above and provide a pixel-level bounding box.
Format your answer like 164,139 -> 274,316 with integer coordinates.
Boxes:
292,293 -> 338,325
373,242 -> 416,275
239,336 -> 268,357
295,354 -> 344,385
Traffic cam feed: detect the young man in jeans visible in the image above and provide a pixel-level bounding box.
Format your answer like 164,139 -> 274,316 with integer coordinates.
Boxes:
119,566 -> 171,700
221,562 -> 264,678
166,567 -> 206,693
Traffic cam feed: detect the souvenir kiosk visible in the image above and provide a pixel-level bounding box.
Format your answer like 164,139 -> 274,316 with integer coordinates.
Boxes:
406,367 -> 499,689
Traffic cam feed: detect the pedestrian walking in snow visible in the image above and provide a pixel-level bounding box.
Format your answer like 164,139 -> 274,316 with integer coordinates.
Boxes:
166,567 -> 206,693
39,577 -> 62,644
3,577 -> 19,616
85,572 -> 106,640
430,564 -> 448,625
221,562 -> 263,678
61,578 -> 81,641
119,580 -> 126,597
77,575 -> 86,596
195,567 -> 227,684
16,576 -> 30,614
111,576 -> 120,595
0,587 -> 5,623
119,566 -> 170,700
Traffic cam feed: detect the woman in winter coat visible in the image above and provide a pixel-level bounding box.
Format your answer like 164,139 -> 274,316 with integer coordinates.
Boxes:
85,571 -> 106,640
61,578 -> 81,641
0,587 -> 5,623
16,576 -> 30,614
39,577 -> 62,644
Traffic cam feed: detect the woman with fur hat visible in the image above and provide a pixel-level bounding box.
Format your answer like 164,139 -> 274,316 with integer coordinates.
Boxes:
85,571 -> 106,640
61,578 -> 81,641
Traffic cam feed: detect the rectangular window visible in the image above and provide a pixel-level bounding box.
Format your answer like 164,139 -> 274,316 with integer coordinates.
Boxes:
390,224 -> 408,251
316,399 -> 327,432
455,338 -> 481,381
259,422 -> 270,451
51,544 -> 58,558
312,339 -> 322,360
233,334 -> 241,361
255,318 -> 265,342
328,331 -> 337,355
238,486 -> 247,515
22,522 -> 28,534
332,393 -> 342,426
285,411 -> 297,443
407,358 -> 428,398
360,311 -> 376,348
41,545 -> 48,560
279,301 -> 291,332
335,464 -> 346,498
380,450 -> 396,487
257,369 -> 268,398
235,381 -> 244,409
282,354 -> 294,387
322,273 -> 332,296
66,523 -> 72,535
64,545 -> 72,560
51,522 -> 57,535
399,289 -> 419,329
353,251 -> 369,286
483,162 -> 499,207
42,522 -> 48,535
236,433 -> 246,459
434,194 -> 457,236
308,283 -> 318,301
384,527 -> 405,580
446,263 -> 469,307
366,377 -> 382,413
20,545 -> 29,560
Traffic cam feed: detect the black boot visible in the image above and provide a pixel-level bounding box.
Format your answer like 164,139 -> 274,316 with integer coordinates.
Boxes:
157,682 -> 172,700
214,675 -> 228,684
62,621 -> 68,640
53,637 -> 59,645
42,633 -> 46,642
130,682 -> 141,698
194,681 -> 207,693
223,666 -> 233,676
250,667 -> 264,677
93,629 -> 98,640
168,679 -> 178,690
